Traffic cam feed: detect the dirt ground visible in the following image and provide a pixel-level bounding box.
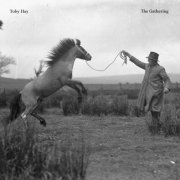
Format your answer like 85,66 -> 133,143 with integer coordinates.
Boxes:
1,108 -> 180,180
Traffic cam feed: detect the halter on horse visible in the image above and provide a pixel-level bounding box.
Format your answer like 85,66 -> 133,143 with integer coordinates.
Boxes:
8,38 -> 92,126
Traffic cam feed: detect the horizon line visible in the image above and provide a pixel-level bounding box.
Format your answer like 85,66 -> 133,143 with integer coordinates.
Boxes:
1,72 -> 180,80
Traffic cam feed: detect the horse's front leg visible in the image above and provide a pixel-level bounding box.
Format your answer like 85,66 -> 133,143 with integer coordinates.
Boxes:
64,80 -> 83,104
65,80 -> 88,96
64,80 -> 88,115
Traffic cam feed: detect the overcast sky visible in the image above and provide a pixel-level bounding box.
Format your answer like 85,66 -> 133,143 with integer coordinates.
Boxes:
0,0 -> 180,79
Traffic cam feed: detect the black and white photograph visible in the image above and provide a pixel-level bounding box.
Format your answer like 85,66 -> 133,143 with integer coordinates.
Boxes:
0,0 -> 180,179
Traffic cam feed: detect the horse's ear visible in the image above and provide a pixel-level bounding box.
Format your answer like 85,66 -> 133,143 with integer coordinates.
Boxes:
74,39 -> 81,46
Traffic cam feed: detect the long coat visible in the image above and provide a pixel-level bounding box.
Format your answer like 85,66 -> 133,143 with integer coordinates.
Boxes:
130,56 -> 171,112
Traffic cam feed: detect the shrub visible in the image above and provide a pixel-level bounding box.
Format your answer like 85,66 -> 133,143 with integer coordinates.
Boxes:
164,93 -> 180,110
0,119 -> 90,180
48,135 -> 90,180
81,96 -> 93,115
145,105 -> 180,136
161,104 -> 180,136
129,101 -> 142,117
82,95 -> 131,116
82,95 -> 111,116
111,95 -> 129,115
0,123 -> 47,179
0,89 -> 7,107
121,89 -> 139,99
62,96 -> 80,116
91,95 -> 111,116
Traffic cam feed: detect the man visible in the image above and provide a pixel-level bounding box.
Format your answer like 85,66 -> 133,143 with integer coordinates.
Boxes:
122,50 -> 171,133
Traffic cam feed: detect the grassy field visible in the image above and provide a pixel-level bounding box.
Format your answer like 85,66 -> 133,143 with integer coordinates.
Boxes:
1,108 -> 180,180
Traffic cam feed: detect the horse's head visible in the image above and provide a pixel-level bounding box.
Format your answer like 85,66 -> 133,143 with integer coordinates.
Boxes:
74,39 -> 92,61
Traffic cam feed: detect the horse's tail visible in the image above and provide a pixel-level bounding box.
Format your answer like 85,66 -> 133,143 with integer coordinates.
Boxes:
8,93 -> 22,122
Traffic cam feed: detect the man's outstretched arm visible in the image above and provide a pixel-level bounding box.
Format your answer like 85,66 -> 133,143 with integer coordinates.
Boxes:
121,50 -> 146,70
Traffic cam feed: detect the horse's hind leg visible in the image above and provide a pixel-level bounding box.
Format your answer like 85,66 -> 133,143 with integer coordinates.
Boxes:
21,103 -> 38,119
21,103 -> 46,127
31,98 -> 46,126
20,104 -> 38,127
22,97 -> 46,127
31,111 -> 46,127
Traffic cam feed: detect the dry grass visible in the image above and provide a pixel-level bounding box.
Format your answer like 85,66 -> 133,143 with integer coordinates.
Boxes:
50,114 -> 180,180
0,114 -> 90,180
12,112 -> 180,180
161,104 -> 180,137
145,104 -> 180,136
62,95 -> 130,116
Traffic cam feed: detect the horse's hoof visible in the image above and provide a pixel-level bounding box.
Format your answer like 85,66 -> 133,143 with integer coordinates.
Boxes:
40,120 -> 46,127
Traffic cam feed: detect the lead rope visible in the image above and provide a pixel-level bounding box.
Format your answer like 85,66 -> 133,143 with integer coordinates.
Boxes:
85,51 -> 128,72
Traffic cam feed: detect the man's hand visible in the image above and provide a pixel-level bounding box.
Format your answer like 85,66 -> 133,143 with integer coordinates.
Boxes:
164,87 -> 170,94
121,50 -> 131,58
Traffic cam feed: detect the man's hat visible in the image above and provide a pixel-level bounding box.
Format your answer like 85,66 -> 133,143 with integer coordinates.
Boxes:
146,52 -> 159,61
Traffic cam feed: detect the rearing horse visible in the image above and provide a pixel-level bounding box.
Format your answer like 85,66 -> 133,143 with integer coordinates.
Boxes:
8,38 -> 92,126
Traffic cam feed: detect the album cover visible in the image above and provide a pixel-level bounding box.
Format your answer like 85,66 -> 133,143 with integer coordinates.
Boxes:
0,1 -> 180,180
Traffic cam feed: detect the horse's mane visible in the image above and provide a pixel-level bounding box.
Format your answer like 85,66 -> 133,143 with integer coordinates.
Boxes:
46,38 -> 76,66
